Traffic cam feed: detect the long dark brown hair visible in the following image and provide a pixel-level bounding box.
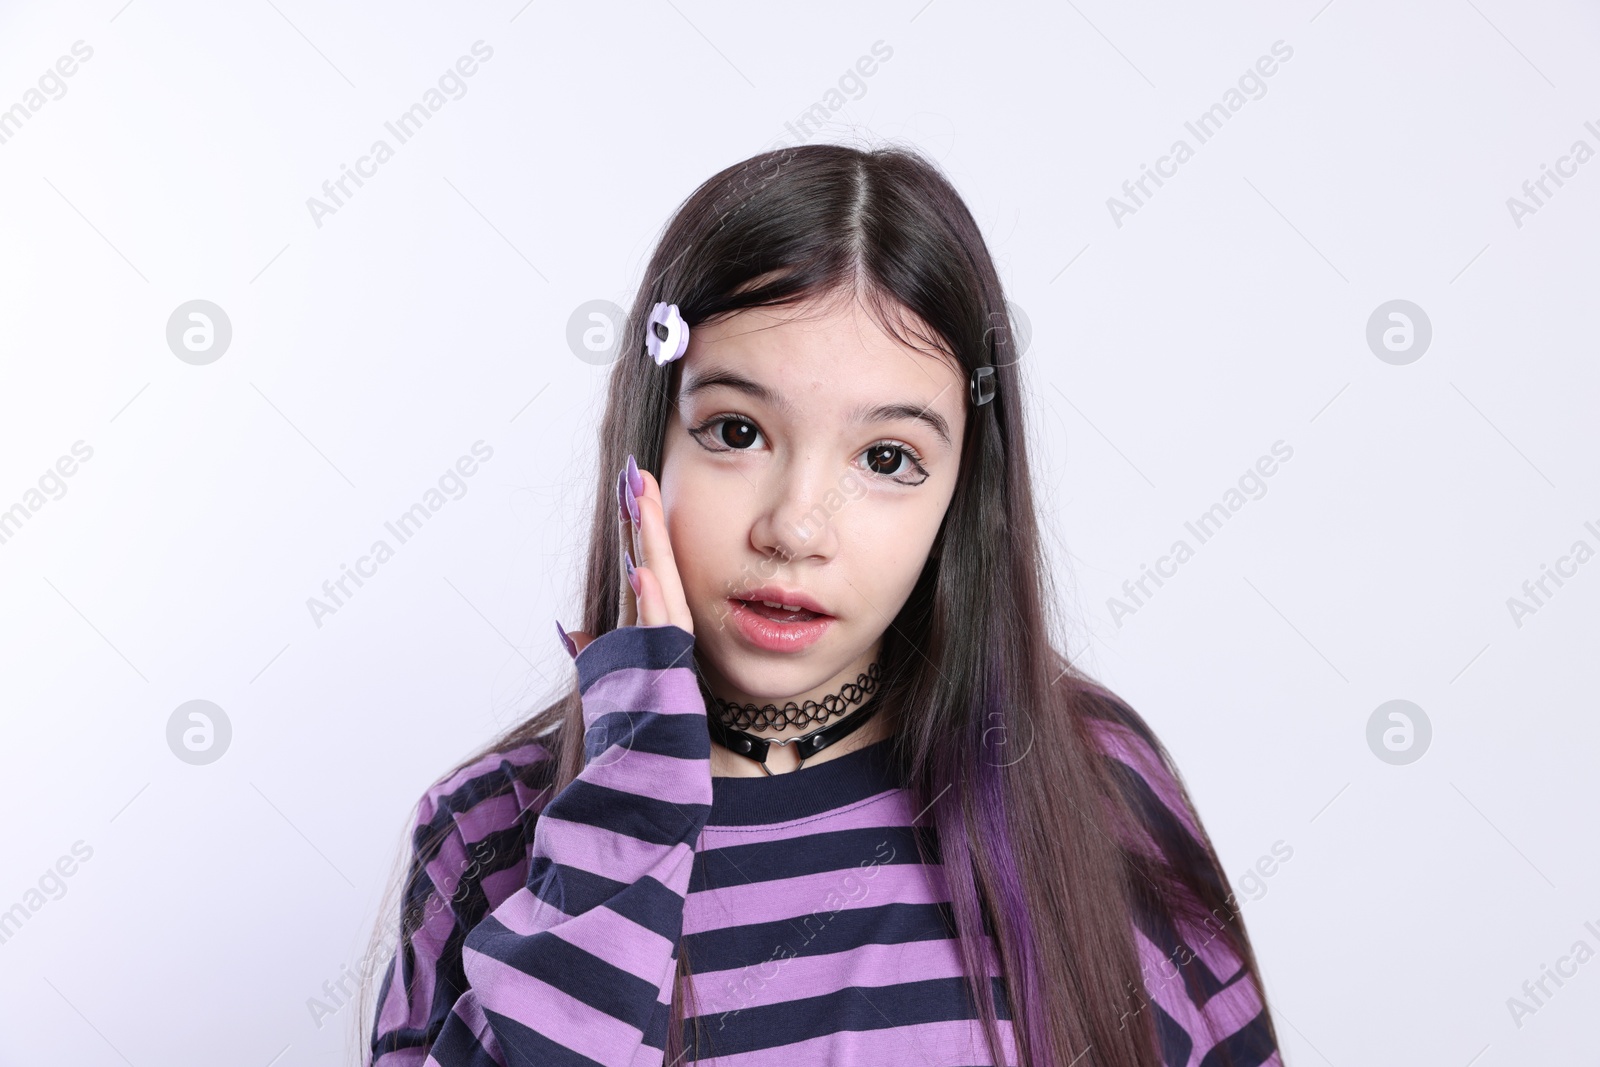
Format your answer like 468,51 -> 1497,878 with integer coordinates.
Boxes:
361,142 -> 1280,1066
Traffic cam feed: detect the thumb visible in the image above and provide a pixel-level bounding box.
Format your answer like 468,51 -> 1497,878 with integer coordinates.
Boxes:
555,620 -> 596,660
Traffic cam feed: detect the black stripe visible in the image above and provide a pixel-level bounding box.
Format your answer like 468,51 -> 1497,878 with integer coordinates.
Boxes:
540,778 -> 711,848
1104,755 -> 1229,904
682,900 -> 959,973
1197,1008 -> 1278,1067
407,754 -> 554,921
382,753 -> 555,1062
1128,897 -> 1236,1007
466,917 -> 661,1033
368,953 -> 446,1062
522,859 -> 686,942
1151,999 -> 1194,1067
422,1003 -> 515,1067
420,749 -> 557,842
607,876 -> 690,942
582,709 -> 711,763
691,825 -> 920,891
477,1008 -> 611,1067
707,736 -> 906,825
642,994 -> 672,1057
681,975 -> 1011,1055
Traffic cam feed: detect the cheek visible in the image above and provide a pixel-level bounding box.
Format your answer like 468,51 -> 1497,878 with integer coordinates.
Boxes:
661,473 -> 725,590
840,498 -> 944,594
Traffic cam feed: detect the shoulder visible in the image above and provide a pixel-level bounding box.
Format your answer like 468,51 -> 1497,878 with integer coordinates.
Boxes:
1075,684 -> 1282,1061
1074,683 -> 1204,846
404,738 -> 560,914
412,737 -> 560,828
369,740 -> 564,1063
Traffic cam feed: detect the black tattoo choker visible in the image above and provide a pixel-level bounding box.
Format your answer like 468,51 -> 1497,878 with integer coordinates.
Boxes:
697,662 -> 883,775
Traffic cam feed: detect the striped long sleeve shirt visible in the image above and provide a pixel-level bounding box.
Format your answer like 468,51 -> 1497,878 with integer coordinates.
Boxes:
369,624 -> 1281,1066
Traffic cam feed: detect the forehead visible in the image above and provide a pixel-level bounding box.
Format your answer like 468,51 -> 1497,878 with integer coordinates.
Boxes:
676,296 -> 965,414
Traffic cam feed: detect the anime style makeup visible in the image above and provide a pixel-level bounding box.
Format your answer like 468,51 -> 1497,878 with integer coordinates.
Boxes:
656,289 -> 967,740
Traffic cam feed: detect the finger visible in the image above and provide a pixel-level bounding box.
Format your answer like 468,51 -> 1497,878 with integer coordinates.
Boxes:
633,564 -> 660,627
616,469 -> 638,628
565,630 -> 596,656
633,470 -> 693,634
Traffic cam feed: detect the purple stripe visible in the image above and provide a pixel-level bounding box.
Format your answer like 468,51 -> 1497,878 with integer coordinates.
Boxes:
444,791 -> 523,846
532,814 -> 696,891
1086,718 -> 1202,840
460,948 -> 652,1062
478,863 -> 523,910
408,885 -> 459,977
1193,978 -> 1270,1045
481,885 -> 577,939
580,667 -> 707,729
1185,923 -> 1248,980
1134,880 -> 1248,980
700,788 -> 908,843
423,826 -> 481,907
627,1036 -> 671,1067
424,985 -> 501,1067
686,935 -> 1001,1015
373,957 -> 430,1061
696,1017 -> 1017,1067
1133,925 -> 1263,1062
684,861 -> 944,935
425,742 -> 550,810
579,748 -> 711,808
544,912 -> 679,987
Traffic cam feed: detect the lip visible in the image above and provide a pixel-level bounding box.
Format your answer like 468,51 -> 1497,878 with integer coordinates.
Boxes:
730,585 -> 832,617
724,597 -> 835,653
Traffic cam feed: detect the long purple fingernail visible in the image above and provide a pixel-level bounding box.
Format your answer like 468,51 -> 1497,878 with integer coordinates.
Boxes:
626,453 -> 644,497
625,477 -> 640,526
615,467 -> 629,522
555,618 -> 578,659
624,548 -> 640,595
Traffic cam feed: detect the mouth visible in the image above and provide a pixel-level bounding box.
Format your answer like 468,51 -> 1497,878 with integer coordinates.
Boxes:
730,598 -> 829,623
723,596 -> 836,653
727,584 -> 832,618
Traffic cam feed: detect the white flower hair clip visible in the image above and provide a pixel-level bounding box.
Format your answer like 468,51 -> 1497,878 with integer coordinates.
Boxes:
644,301 -> 690,366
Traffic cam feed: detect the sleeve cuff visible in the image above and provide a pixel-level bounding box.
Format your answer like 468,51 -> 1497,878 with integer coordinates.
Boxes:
574,624 -> 697,695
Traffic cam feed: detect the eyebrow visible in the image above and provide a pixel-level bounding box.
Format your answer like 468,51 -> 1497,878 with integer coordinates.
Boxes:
679,366 -> 953,450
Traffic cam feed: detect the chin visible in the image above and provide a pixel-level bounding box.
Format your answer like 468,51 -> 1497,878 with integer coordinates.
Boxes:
696,622 -> 841,693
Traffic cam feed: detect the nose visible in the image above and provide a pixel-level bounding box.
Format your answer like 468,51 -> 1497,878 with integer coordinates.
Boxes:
749,454 -> 842,563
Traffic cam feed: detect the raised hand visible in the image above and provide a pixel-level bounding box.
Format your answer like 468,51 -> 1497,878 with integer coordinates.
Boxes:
560,454 -> 694,657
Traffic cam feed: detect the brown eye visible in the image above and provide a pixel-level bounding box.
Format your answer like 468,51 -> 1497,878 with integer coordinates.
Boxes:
865,444 -> 906,476
720,419 -> 758,449
688,414 -> 765,454
859,440 -> 930,486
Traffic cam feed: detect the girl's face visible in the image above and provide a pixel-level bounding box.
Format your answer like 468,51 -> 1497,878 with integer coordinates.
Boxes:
659,292 -> 968,717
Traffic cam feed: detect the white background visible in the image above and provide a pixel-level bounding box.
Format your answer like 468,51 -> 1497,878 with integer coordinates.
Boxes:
1,1 -> 1596,1064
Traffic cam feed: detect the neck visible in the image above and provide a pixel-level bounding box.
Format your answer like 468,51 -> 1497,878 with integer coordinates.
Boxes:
695,643 -> 883,736
707,661 -> 880,730
695,653 -> 891,776
707,700 -> 890,776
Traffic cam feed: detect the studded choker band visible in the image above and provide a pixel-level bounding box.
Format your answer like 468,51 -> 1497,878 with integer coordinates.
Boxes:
697,662 -> 884,774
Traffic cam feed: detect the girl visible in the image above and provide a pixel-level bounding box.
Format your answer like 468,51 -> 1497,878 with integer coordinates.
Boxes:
363,143 -> 1283,1067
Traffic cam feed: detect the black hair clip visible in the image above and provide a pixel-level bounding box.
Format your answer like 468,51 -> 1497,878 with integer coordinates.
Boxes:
969,365 -> 996,407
